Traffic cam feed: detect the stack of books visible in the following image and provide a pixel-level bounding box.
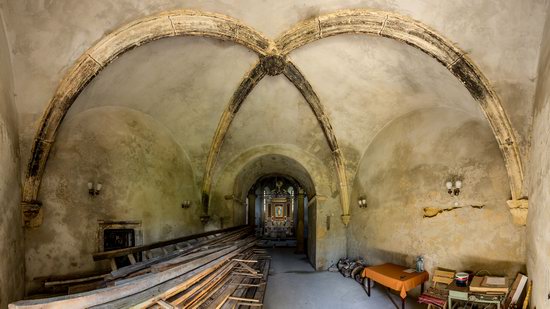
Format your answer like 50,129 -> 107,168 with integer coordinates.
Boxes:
469,276 -> 509,294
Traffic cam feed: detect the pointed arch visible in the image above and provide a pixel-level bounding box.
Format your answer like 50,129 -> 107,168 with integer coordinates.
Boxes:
21,8 -> 525,227
276,9 -> 524,201
21,10 -> 271,227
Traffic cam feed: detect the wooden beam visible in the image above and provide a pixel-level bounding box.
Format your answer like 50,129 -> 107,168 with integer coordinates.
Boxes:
10,244 -> 251,308
93,225 -> 248,261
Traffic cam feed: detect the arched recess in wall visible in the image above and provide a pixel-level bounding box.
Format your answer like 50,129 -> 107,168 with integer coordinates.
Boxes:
233,156 -> 316,203
209,144 -> 330,213
208,146 -> 321,232
21,8 -> 524,228
275,9 -> 524,203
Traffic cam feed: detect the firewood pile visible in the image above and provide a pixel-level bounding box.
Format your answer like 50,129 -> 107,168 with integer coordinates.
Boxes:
9,226 -> 270,309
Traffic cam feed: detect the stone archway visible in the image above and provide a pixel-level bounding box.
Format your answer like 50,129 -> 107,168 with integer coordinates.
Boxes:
214,150 -> 320,266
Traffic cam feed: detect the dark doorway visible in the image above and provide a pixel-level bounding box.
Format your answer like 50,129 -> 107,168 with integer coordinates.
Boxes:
103,228 -> 138,267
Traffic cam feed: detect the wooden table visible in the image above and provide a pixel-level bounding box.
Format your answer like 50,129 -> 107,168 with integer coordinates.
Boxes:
362,263 -> 429,309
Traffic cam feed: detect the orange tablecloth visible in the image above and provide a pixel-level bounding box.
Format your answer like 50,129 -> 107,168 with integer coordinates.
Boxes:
362,263 -> 429,298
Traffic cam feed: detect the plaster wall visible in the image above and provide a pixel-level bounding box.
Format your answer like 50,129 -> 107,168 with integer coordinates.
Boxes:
24,107 -> 202,293
69,36 -> 257,183
527,7 -> 550,307
0,7 -> 24,308
348,108 -> 525,286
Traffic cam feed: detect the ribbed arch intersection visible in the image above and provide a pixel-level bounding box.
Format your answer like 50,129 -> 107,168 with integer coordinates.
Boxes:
21,9 -> 523,228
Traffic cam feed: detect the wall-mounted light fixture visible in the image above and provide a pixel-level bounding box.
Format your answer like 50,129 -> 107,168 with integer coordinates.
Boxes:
87,182 -> 102,196
358,196 -> 367,208
181,200 -> 191,209
445,179 -> 462,196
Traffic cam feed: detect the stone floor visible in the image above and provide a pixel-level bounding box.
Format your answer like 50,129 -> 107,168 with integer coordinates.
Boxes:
264,248 -> 425,309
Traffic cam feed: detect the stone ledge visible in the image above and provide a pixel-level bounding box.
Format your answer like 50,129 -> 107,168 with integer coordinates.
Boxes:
21,200 -> 43,228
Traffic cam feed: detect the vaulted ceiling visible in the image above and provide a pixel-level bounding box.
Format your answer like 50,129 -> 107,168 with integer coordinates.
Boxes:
3,0 -> 548,224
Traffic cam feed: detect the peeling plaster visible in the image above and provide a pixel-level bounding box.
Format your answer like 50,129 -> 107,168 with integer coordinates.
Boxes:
348,108 -> 525,288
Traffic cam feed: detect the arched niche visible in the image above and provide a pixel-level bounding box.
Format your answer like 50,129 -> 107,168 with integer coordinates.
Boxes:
208,144 -> 345,269
25,106 -> 202,290
348,107 -> 525,277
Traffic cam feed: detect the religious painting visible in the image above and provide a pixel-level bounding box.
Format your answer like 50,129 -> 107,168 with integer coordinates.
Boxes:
274,205 -> 284,218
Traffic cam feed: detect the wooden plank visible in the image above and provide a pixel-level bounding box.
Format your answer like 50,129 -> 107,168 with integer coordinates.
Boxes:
156,300 -> 175,309
194,252 -> 257,309
237,302 -> 263,307
67,281 -> 105,294
230,283 -> 265,287
151,246 -> 228,272
44,274 -> 108,287
9,245 -> 247,309
127,254 -> 136,265
109,259 -> 117,272
106,230 -> 249,281
217,276 -> 254,309
34,271 -> 108,283
168,261 -> 236,306
206,251 -> 270,309
232,259 -> 257,263
227,296 -> 259,303
202,275 -> 247,309
239,257 -> 270,309
93,241 -> 256,309
92,225 -> 249,261
237,262 -> 258,274
232,272 -> 262,278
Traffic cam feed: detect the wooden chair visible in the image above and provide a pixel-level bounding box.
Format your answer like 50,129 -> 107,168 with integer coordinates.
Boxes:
418,268 -> 455,309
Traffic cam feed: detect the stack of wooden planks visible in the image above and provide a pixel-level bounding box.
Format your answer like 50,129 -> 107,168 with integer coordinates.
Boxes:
10,226 -> 271,309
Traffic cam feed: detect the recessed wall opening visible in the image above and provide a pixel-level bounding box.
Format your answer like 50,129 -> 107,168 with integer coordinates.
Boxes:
97,220 -> 143,268
103,229 -> 136,267
246,175 -> 309,249
230,153 -> 318,266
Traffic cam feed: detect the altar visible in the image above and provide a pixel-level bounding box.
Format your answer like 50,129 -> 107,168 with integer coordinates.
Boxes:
264,196 -> 294,238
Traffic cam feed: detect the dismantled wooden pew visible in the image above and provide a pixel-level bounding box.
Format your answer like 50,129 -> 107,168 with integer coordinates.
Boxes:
9,226 -> 271,309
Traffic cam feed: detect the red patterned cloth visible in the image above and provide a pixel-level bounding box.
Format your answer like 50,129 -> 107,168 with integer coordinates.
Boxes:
418,287 -> 448,308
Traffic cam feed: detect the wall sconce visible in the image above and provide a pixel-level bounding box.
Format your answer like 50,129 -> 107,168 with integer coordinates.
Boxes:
87,182 -> 102,196
358,196 -> 367,208
445,179 -> 462,196
181,200 -> 191,209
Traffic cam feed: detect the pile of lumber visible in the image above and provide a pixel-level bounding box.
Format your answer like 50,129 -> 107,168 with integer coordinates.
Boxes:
10,226 -> 271,309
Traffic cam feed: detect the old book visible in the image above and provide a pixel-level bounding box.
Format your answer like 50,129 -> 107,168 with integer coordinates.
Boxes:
484,276 -> 506,286
469,276 -> 509,293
